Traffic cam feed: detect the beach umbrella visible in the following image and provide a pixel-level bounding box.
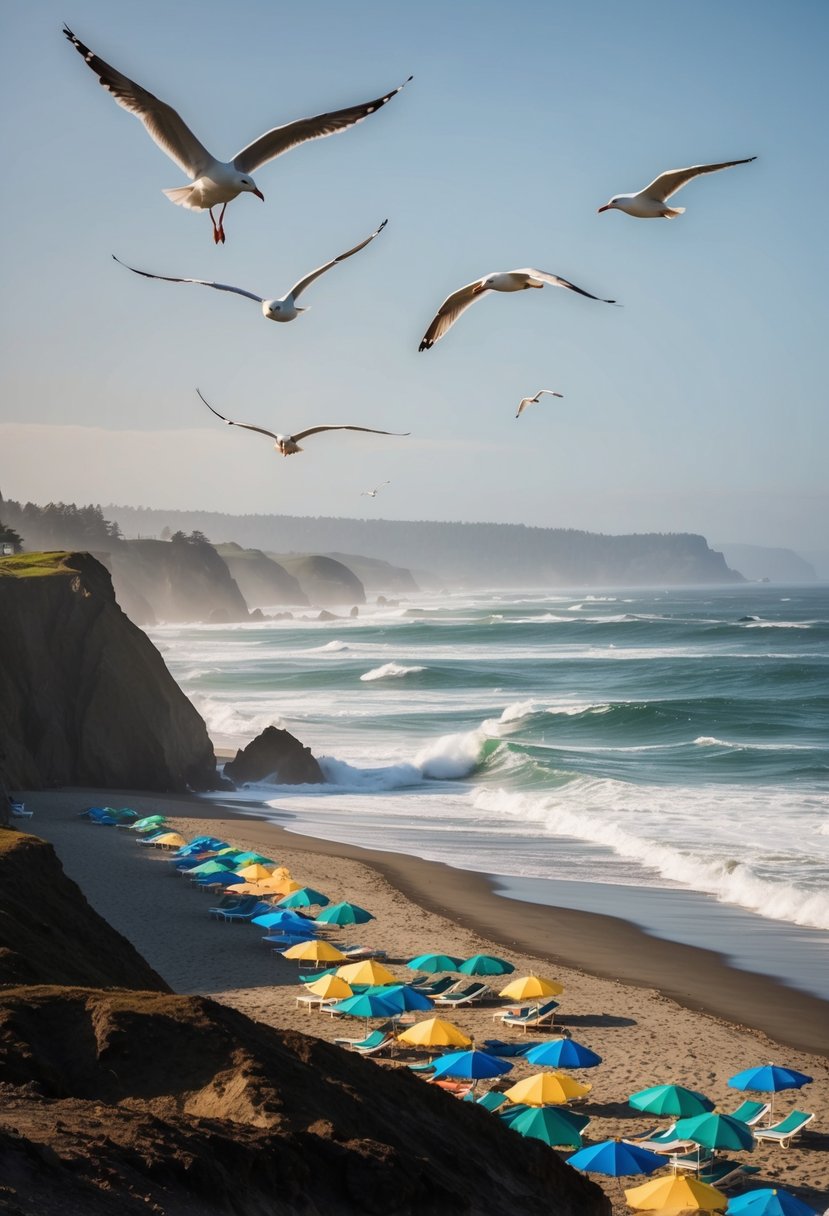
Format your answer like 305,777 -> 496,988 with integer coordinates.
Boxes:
727,1189 -> 819,1216
567,1139 -> 666,1176
188,859 -> 238,876
430,1049 -> 513,1083
406,953 -> 462,973
499,975 -> 564,1001
278,887 -> 330,909
252,910 -> 315,930
727,1064 -> 813,1122
150,832 -> 187,848
625,1173 -> 727,1212
329,991 -> 399,1021
131,815 -> 167,830
674,1113 -> 755,1154
458,954 -> 514,976
371,984 -> 434,1013
525,1037 -> 602,1070
503,1071 -> 591,1107
397,1017 -> 472,1049
509,1105 -> 589,1149
282,940 -> 346,964
315,901 -> 374,928
232,852 -> 274,866
235,863 -> 275,881
336,959 -> 398,986
304,975 -> 353,1000
630,1084 -> 715,1119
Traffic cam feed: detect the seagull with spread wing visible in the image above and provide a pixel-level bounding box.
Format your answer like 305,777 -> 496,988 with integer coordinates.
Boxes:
198,390 -> 409,457
64,26 -> 411,244
516,389 -> 564,419
114,220 -> 387,322
597,157 -> 756,219
361,481 -> 390,497
418,269 -> 618,351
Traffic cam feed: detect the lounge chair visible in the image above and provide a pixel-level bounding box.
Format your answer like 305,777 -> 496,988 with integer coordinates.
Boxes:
434,982 -> 491,1007
727,1099 -> 771,1127
339,945 -> 388,961
411,976 -> 464,998
698,1159 -> 761,1189
499,998 -> 559,1031
753,1109 -> 814,1148
333,1023 -> 395,1048
626,1125 -> 695,1155
482,1039 -> 542,1057
9,802 -> 32,819
476,1091 -> 509,1113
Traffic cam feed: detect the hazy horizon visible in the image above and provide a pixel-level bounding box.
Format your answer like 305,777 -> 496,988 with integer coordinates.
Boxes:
2,1 -> 827,551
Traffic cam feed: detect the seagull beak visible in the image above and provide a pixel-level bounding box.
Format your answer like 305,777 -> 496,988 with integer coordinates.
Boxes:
597,204 -> 612,213
253,188 -> 265,202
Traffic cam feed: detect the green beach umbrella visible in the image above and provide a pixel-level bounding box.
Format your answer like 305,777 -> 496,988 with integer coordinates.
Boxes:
673,1112 -> 755,1153
315,901 -> 374,927
406,953 -> 463,973
629,1083 -> 714,1119
458,954 -> 515,976
509,1105 -> 589,1149
279,887 -> 330,909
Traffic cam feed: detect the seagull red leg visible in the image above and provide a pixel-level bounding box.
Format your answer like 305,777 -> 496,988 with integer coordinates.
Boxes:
217,204 -> 227,245
209,208 -> 221,245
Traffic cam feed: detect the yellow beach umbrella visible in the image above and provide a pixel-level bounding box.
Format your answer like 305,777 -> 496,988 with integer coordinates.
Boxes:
152,832 -> 187,848
336,959 -> 398,986
224,882 -> 265,894
499,974 -> 564,1000
282,939 -> 346,963
397,1016 -> 472,1049
625,1173 -> 727,1213
263,877 -> 302,895
236,863 -> 274,881
304,975 -> 353,999
503,1071 -> 592,1106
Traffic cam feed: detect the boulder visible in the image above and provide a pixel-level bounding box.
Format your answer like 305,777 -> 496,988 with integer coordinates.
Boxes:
223,725 -> 324,786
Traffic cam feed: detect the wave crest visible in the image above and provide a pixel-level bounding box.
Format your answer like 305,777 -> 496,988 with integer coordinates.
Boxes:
360,662 -> 426,682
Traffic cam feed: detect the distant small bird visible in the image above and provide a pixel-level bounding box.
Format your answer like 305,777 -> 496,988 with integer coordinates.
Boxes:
419,269 -> 618,351
361,481 -> 390,497
516,389 -> 564,419
597,157 -> 757,219
64,25 -> 411,244
198,390 -> 409,457
113,220 -> 387,323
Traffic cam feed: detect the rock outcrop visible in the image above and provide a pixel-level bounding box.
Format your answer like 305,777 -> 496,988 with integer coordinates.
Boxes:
215,542 -> 309,608
223,725 -> 324,786
272,554 -> 366,606
0,552 -> 218,791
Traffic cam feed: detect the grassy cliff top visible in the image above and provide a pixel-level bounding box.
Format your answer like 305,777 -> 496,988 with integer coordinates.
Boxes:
0,552 -> 74,579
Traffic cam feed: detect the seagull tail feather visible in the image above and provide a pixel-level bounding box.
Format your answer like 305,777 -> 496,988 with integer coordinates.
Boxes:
163,185 -> 202,211
662,206 -> 685,219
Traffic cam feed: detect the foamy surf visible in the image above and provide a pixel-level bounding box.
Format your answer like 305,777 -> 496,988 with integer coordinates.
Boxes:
360,662 -> 427,682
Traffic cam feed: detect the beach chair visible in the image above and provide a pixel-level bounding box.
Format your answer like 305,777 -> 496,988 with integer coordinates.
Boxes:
727,1099 -> 771,1127
482,1039 -> 542,1057
499,998 -> 559,1032
208,895 -> 258,920
333,1023 -> 395,1049
626,1125 -> 695,1155
352,1033 -> 396,1057
698,1159 -> 761,1189
339,945 -> 388,961
9,802 -> 33,819
434,982 -> 491,1007
753,1109 -> 814,1148
411,976 -> 464,998
476,1091 -> 509,1113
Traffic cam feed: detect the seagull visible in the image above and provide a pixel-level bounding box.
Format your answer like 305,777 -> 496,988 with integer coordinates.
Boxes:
516,389 -> 564,419
361,481 -> 390,497
113,220 -> 387,322
418,270 -> 618,351
197,390 -> 409,457
63,25 -> 411,244
597,157 -> 757,219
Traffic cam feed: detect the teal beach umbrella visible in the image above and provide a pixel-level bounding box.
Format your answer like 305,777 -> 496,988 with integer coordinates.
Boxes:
629,1083 -> 714,1118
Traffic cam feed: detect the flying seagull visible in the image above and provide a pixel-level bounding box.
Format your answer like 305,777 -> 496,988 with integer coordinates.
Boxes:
64,25 -> 411,244
597,157 -> 757,219
361,481 -> 390,497
516,389 -> 564,419
113,220 -> 387,322
418,270 -> 618,351
197,390 -> 409,457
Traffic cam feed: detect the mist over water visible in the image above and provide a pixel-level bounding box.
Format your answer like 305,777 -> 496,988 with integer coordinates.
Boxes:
151,585 -> 829,990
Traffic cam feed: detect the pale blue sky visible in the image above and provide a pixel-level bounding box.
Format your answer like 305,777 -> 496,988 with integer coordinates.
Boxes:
1,0 -> 827,549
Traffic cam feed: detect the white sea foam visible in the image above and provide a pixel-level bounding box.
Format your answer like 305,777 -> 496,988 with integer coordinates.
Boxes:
310,639 -> 350,653
360,662 -> 426,682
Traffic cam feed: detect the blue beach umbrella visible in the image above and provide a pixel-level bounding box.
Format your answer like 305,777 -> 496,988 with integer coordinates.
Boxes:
430,1049 -> 513,1083
727,1189 -> 819,1216
728,1064 -> 813,1122
629,1083 -> 714,1118
674,1111 -> 755,1153
526,1038 -> 602,1070
406,953 -> 463,973
370,984 -> 434,1013
252,910 -> 317,931
329,992 -> 399,1021
458,954 -> 515,977
315,901 -> 374,927
278,887 -> 330,909
567,1139 -> 667,1177
509,1105 -> 589,1149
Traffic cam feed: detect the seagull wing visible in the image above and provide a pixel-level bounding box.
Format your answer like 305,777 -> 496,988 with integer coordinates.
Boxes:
516,398 -> 533,418
521,269 -> 618,305
64,26 -> 213,178
291,425 -> 410,443
113,256 -> 263,303
197,389 -> 279,441
232,78 -> 412,173
642,158 -> 757,201
418,279 -> 492,350
289,219 -> 388,300
535,389 -> 564,399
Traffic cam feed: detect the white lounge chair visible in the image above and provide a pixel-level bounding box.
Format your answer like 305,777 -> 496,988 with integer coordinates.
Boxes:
754,1109 -> 814,1148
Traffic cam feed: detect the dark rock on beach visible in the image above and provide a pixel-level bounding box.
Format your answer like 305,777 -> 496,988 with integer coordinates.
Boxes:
223,725 -> 324,786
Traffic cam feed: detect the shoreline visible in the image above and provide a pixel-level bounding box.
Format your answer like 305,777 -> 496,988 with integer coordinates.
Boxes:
29,786 -> 829,1057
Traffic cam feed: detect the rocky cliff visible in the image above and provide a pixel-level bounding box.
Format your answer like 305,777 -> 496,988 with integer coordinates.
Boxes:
272,554 -> 366,605
105,538 -> 250,626
0,552 -> 218,791
214,542 -> 309,608
0,830 -> 609,1216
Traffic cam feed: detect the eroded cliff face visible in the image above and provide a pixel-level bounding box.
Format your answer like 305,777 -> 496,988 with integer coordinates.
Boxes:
0,552 -> 217,791
105,538 -> 250,626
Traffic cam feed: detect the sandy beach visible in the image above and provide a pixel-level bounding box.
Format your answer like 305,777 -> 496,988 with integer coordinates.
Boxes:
25,788 -> 829,1214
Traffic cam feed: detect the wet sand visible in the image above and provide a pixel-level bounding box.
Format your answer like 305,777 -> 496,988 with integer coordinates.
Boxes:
24,788 -> 829,1213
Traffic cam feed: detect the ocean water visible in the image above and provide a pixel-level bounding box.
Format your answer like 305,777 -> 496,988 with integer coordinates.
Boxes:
149,585 -> 829,998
